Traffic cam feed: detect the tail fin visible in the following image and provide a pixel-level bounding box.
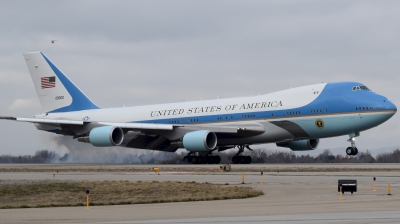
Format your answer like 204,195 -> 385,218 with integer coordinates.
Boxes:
23,52 -> 99,113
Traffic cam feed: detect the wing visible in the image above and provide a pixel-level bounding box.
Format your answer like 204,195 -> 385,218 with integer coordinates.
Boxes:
1,116 -> 265,152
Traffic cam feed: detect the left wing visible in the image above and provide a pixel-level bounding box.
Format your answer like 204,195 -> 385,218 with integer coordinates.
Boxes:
1,116 -> 266,152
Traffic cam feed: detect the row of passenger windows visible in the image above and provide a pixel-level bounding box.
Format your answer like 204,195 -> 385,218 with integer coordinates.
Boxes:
168,114 -> 260,123
311,109 -> 328,113
166,109 -> 341,123
168,119 -> 199,124
217,116 -> 234,120
287,111 -> 301,115
242,114 -> 255,118
356,106 -> 376,110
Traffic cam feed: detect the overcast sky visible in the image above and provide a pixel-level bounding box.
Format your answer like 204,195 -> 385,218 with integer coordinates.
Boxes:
0,0 -> 399,156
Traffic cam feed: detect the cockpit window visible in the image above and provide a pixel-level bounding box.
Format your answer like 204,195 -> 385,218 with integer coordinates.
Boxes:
352,86 -> 370,91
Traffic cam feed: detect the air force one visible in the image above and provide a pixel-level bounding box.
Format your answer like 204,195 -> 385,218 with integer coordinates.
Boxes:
0,52 -> 397,164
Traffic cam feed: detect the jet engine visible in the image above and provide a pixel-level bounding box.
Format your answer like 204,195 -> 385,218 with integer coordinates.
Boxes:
78,126 -> 124,147
182,130 -> 217,151
276,139 -> 319,151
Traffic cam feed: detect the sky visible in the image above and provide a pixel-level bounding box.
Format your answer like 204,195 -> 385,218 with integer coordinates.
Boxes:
0,0 -> 399,157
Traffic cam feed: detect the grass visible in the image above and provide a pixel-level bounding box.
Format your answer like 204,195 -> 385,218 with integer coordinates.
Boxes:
0,180 -> 263,209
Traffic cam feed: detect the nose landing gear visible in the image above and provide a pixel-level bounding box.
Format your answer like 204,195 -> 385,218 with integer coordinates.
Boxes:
346,133 -> 359,156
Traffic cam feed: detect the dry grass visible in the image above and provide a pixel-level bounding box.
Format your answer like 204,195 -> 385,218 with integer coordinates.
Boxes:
0,180 -> 263,209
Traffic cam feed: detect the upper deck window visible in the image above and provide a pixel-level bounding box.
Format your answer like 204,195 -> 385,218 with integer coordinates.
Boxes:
352,86 -> 370,91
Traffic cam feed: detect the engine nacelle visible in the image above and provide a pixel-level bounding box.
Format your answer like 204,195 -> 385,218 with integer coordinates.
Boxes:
276,139 -> 319,151
182,130 -> 217,152
86,126 -> 124,147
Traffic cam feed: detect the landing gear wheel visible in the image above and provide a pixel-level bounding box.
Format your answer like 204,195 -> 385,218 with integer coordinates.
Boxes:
183,156 -> 189,163
232,156 -> 239,164
346,134 -> 360,156
215,155 -> 221,164
231,156 -> 253,164
190,156 -> 197,164
245,156 -> 252,164
197,156 -> 204,164
346,147 -> 359,156
346,147 -> 353,156
231,145 -> 253,164
207,156 -> 215,164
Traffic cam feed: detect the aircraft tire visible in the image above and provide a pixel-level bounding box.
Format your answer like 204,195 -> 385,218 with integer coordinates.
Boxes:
346,147 -> 353,156
207,156 -> 214,164
190,156 -> 197,164
215,155 -> 221,164
354,148 -> 359,155
239,156 -> 246,164
197,156 -> 204,164
245,156 -> 252,164
183,156 -> 189,163
232,156 -> 239,164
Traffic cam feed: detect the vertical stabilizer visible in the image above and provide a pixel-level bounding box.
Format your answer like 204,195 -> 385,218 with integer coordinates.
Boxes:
23,52 -> 99,113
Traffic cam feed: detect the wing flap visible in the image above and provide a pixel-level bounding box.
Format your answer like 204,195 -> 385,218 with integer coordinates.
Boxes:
98,122 -> 174,130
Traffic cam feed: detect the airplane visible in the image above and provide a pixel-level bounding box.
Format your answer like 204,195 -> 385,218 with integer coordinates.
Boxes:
0,52 -> 397,164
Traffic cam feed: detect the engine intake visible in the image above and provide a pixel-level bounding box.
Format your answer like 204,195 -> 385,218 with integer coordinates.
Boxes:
183,130 -> 217,152
276,139 -> 319,151
78,126 -> 124,147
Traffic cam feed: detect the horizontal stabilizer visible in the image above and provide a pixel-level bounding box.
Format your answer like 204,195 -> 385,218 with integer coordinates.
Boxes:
17,118 -> 84,125
0,116 -> 17,120
1,116 -> 84,125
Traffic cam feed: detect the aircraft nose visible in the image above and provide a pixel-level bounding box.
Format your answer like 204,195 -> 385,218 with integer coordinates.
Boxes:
385,99 -> 397,114
390,101 -> 397,113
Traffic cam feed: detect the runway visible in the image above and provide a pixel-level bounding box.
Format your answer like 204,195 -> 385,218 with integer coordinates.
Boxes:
0,164 -> 399,223
92,211 -> 400,224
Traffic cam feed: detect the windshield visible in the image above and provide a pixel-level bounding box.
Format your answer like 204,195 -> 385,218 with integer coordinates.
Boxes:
352,86 -> 370,91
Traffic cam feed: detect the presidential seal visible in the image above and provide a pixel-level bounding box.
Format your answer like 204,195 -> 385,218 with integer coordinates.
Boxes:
315,119 -> 324,129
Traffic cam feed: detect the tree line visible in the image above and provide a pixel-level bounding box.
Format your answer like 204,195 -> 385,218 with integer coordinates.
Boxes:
0,149 -> 399,164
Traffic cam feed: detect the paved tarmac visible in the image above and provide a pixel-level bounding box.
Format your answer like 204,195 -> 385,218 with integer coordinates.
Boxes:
92,211 -> 400,224
0,164 -> 399,224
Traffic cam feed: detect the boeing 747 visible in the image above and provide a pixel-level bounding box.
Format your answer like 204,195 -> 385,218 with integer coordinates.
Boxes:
0,52 -> 397,164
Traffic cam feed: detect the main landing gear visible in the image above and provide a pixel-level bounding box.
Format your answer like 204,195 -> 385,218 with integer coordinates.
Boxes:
346,133 -> 359,156
183,152 -> 221,164
231,145 -> 253,164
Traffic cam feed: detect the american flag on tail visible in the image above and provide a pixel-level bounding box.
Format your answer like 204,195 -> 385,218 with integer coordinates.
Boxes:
41,76 -> 56,89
